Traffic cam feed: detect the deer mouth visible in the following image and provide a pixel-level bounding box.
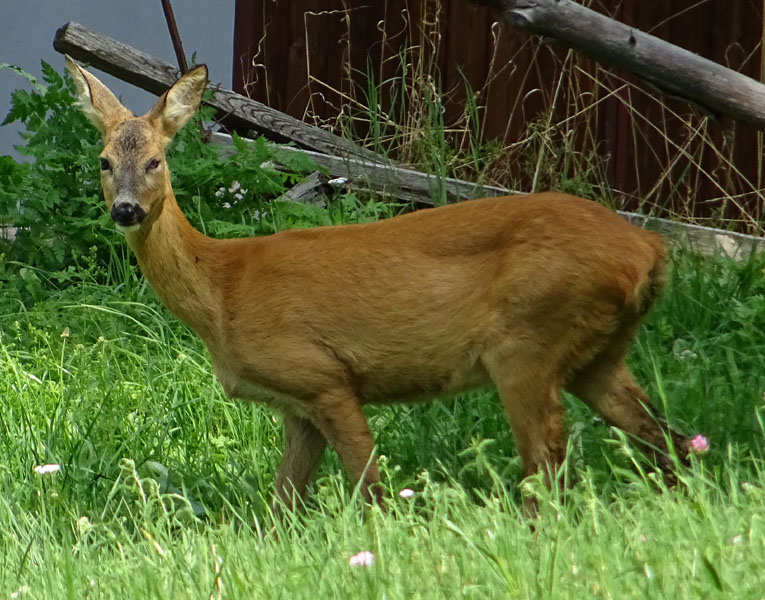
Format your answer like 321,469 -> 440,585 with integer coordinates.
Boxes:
111,201 -> 147,231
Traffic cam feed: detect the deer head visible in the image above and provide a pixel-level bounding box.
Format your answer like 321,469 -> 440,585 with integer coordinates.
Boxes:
65,56 -> 208,233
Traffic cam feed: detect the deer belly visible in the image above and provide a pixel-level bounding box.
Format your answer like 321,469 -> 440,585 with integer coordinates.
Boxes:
211,360 -> 309,416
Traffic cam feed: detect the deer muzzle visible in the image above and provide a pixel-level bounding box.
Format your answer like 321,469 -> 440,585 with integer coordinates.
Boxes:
111,198 -> 147,230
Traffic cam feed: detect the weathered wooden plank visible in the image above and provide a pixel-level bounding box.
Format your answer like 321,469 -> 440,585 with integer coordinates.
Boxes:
620,212 -> 765,260
279,171 -> 333,205
232,0 -> 258,98
209,131 -> 511,205
53,21 -> 389,164
473,0 -> 765,131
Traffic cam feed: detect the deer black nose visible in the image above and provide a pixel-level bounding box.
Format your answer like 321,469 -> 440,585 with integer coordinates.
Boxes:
111,202 -> 145,227
112,202 -> 135,220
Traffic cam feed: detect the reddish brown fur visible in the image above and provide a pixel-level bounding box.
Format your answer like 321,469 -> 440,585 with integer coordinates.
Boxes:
67,57 -> 691,513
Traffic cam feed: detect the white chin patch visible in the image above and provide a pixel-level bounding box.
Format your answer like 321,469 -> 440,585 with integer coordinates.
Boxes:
115,223 -> 141,234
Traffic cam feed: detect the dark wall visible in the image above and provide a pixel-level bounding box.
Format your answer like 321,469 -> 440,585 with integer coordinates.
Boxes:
233,1 -> 764,229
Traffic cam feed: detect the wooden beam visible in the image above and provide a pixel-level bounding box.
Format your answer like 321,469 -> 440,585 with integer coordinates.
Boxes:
620,212 -> 765,260
209,132 -> 512,205
279,171 -> 333,205
472,0 -> 765,131
53,21 -> 388,164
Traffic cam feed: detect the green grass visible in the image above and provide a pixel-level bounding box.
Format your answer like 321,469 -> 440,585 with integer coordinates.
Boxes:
1,244 -> 764,598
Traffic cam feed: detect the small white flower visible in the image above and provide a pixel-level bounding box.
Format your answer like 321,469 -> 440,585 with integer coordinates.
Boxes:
10,585 -> 30,599
349,551 -> 375,567
34,464 -> 61,475
259,160 -> 275,169
76,516 -> 92,534
731,535 -> 744,546
60,327 -> 70,338
399,488 -> 415,499
215,188 -> 225,198
677,349 -> 698,362
228,181 -> 241,194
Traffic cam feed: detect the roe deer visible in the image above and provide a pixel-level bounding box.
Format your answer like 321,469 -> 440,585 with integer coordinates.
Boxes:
66,57 -> 692,513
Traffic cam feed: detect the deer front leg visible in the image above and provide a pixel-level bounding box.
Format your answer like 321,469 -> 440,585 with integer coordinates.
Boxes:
272,413 -> 327,514
307,387 -> 384,504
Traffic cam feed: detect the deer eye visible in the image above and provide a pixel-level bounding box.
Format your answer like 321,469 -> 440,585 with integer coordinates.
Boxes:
100,157 -> 111,171
145,158 -> 160,172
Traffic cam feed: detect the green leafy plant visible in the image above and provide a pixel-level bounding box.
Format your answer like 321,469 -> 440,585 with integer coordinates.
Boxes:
0,64 -> 322,286
1,62 -> 107,272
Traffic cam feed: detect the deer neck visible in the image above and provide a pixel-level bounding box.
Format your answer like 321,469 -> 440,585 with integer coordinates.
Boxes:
125,193 -> 222,344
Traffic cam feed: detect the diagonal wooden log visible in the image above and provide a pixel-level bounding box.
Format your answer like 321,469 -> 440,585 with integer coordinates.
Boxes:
472,0 -> 765,131
53,21 -> 388,164
209,131 -> 511,204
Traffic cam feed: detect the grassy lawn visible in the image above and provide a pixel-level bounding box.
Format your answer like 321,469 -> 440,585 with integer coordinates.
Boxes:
1,243 -> 763,599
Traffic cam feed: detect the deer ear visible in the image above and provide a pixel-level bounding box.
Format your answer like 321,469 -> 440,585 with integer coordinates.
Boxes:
65,55 -> 132,136
146,65 -> 208,139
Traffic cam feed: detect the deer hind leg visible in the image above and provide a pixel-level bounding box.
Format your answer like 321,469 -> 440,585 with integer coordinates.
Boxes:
565,332 -> 691,476
273,413 -> 327,513
305,387 -> 383,504
564,255 -> 691,475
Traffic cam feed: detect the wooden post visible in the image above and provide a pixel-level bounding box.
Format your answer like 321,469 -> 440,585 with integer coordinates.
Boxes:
160,0 -> 189,74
